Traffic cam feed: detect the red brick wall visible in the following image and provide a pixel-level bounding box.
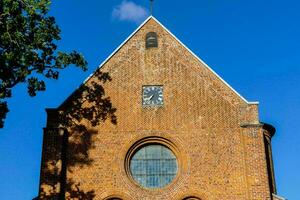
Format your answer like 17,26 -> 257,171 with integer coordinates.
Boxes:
38,18 -> 274,200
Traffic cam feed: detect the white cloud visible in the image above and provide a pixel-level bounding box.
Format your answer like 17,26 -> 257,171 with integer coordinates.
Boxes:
112,1 -> 148,24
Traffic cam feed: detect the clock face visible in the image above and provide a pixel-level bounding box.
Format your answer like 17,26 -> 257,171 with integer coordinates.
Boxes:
142,86 -> 163,106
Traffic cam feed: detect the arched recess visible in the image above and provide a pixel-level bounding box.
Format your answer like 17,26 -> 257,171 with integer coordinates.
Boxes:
104,197 -> 122,200
106,198 -> 122,200
101,191 -> 131,200
182,196 -> 201,200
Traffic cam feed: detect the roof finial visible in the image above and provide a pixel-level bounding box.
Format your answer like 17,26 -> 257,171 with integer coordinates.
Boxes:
150,0 -> 154,16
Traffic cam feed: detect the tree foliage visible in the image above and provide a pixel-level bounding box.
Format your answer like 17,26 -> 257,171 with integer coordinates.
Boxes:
0,0 -> 88,128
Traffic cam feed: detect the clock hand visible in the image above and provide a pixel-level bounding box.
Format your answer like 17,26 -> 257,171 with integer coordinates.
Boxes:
145,95 -> 154,102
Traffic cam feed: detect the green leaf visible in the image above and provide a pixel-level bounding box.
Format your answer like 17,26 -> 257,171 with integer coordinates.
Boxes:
0,0 -> 88,128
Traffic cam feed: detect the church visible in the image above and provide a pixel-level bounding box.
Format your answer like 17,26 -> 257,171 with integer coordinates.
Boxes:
35,16 -> 285,200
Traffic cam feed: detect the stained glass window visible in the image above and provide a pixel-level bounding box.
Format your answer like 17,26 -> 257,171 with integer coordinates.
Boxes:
130,144 -> 178,189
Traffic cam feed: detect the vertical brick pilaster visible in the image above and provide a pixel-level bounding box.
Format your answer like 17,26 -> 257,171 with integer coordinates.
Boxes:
38,127 -> 66,199
242,126 -> 272,200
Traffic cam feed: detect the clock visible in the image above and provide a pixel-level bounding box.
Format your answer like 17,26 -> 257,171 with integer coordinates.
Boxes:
142,86 -> 163,106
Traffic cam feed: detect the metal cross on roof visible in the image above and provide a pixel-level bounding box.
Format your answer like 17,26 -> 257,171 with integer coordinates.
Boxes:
150,0 -> 154,16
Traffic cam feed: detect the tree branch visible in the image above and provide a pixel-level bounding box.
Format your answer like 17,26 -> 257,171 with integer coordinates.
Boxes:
6,24 -> 20,48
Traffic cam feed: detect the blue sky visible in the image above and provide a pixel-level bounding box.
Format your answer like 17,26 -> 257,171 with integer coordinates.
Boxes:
0,0 -> 299,199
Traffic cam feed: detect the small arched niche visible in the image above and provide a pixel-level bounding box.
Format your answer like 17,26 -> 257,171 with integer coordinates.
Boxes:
182,197 -> 201,200
146,32 -> 158,48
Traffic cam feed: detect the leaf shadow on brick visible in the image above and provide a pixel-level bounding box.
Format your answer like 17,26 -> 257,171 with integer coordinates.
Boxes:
38,71 -> 117,200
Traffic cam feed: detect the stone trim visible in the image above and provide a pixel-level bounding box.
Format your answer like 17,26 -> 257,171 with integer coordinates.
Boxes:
273,194 -> 286,200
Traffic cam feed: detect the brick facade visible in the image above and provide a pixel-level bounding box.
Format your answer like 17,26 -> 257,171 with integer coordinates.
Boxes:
36,17 -> 282,200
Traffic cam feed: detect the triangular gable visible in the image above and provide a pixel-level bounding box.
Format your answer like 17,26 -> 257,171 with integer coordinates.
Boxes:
61,16 -> 258,108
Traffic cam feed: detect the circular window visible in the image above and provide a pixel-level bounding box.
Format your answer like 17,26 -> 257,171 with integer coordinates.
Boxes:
129,144 -> 178,189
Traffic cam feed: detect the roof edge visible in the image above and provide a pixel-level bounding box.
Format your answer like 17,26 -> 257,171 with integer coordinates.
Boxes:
273,194 -> 286,200
67,16 -> 258,107
150,16 -> 257,105
82,16 -> 154,84
57,16 -> 154,109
